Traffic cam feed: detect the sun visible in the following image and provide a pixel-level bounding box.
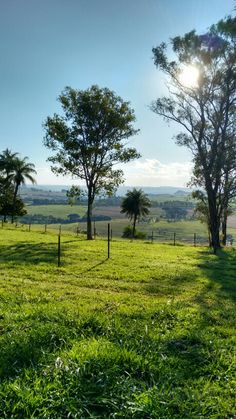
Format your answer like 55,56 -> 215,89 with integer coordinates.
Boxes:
179,65 -> 199,88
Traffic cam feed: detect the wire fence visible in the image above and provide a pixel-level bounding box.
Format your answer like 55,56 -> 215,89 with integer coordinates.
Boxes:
2,220 -> 236,247
1,221 -> 236,269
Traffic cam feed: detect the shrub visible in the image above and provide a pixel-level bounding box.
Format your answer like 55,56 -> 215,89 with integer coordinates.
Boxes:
122,225 -> 146,239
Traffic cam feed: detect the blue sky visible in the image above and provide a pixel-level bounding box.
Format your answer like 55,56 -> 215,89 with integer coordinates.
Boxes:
0,0 -> 234,186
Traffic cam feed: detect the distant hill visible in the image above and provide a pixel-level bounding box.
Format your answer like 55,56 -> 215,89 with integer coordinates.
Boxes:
116,186 -> 190,196
22,185 -> 191,196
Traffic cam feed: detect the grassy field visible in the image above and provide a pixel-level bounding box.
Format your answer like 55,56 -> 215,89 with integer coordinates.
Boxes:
0,227 -> 235,417
26,204 -> 87,218
24,203 -> 236,243
19,216 -> 236,246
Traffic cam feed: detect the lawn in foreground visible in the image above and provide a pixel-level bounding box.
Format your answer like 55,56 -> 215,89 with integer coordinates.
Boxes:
0,228 -> 235,418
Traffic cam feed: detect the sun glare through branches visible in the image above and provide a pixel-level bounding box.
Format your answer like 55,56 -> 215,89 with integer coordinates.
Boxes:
179,65 -> 199,88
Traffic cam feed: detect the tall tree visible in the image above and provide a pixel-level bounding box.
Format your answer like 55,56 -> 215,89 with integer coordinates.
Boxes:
11,156 -> 36,222
151,20 -> 236,253
44,85 -> 140,240
0,150 -> 36,222
120,188 -> 151,238
0,148 -> 19,179
11,157 -> 37,202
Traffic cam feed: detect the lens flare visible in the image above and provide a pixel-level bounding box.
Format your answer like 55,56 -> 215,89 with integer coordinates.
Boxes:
179,65 -> 199,88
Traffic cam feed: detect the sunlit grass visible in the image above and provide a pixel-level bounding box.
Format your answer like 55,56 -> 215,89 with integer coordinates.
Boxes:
0,227 -> 235,417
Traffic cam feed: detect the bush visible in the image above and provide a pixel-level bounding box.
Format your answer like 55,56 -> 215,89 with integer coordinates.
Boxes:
122,225 -> 146,239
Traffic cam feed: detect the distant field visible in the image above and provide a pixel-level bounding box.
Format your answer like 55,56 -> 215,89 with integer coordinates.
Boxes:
26,204 -> 87,218
23,204 -> 236,243
25,203 -> 161,219
0,227 -> 235,417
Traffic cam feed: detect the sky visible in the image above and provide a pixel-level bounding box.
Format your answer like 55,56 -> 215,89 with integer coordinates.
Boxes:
0,0 -> 235,187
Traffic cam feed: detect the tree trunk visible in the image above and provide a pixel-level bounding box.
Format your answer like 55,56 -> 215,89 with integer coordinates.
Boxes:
132,215 -> 137,239
86,188 -> 93,240
221,208 -> 227,246
207,191 -> 221,254
208,208 -> 220,253
11,183 -> 19,223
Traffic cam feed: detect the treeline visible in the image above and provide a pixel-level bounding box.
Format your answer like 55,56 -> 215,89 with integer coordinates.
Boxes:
23,196 -> 121,206
24,198 -> 68,205
20,213 -> 111,224
153,200 -> 194,221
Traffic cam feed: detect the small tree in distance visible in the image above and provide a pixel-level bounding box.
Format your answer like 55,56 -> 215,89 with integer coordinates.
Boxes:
44,85 -> 140,240
121,188 -> 151,238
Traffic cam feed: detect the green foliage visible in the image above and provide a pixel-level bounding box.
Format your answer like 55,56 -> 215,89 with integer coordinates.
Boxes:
20,212 -> 111,224
152,17 -> 236,251
157,200 -> 190,220
0,149 -> 36,222
121,188 -> 151,238
122,225 -> 146,239
0,228 -> 235,417
44,85 -> 140,239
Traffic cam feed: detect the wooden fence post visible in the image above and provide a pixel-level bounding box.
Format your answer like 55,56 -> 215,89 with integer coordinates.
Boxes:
173,232 -> 176,246
58,234 -> 61,267
151,231 -> 154,243
93,221 -> 96,238
108,223 -> 110,259
194,233 -> 196,247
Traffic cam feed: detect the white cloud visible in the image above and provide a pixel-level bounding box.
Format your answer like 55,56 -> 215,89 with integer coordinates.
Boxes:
34,159 -> 193,188
122,159 -> 193,187
35,166 -> 78,186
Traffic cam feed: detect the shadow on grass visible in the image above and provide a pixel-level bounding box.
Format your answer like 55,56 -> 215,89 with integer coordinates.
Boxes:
84,259 -> 108,273
0,323 -> 70,380
0,241 -> 57,264
144,247 -> 236,302
141,247 -> 236,400
196,248 -> 236,302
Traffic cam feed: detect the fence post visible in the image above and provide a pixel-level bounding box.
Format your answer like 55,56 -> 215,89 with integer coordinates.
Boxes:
58,234 -> 61,267
194,233 -> 196,247
108,223 -> 110,259
93,221 -> 96,239
59,225 -> 61,235
173,232 -> 176,246
151,231 -> 154,243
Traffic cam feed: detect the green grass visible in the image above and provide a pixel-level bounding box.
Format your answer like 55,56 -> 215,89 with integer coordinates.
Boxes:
26,204 -> 87,218
0,227 -> 235,418
24,203 -> 236,243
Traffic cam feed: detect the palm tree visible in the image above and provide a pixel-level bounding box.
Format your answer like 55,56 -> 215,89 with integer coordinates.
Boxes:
0,148 -> 19,179
12,156 -> 37,198
11,156 -> 37,222
121,188 -> 151,238
0,150 -> 37,222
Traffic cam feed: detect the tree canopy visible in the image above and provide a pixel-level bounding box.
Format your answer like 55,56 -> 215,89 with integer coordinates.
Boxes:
44,85 -> 140,239
151,17 -> 236,252
0,149 -> 36,222
121,188 -> 151,238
